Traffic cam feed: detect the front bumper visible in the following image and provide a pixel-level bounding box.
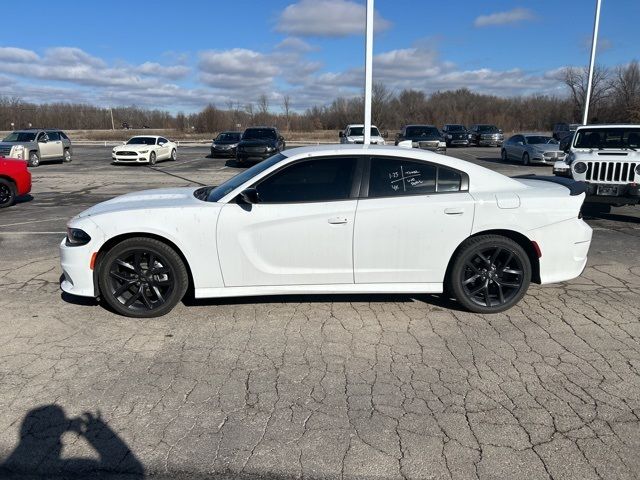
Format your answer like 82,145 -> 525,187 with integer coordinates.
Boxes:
447,139 -> 469,146
477,139 -> 503,146
211,146 -> 237,157
60,238 -> 98,297
584,182 -> 640,204
236,151 -> 275,161
530,154 -> 566,165
112,153 -> 149,163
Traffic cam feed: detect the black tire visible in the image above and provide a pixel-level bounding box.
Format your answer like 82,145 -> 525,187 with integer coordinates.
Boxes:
447,235 -> 531,314
149,152 -> 157,166
29,151 -> 40,167
170,148 -> 177,161
501,149 -> 508,162
523,153 -> 530,166
0,178 -> 16,208
98,237 -> 188,318
63,149 -> 72,162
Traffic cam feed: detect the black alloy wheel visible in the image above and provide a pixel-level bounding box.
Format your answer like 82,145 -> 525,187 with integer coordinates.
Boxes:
0,179 -> 16,208
99,238 -> 188,317
448,235 -> 531,313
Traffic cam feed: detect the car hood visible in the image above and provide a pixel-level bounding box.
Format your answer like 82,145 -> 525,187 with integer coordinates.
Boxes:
529,144 -> 560,152
213,140 -> 239,145
114,144 -> 156,151
570,149 -> 640,162
239,138 -> 277,147
75,187 -> 204,218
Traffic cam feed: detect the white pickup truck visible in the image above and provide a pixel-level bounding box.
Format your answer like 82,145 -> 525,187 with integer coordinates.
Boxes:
339,124 -> 386,145
553,124 -> 640,208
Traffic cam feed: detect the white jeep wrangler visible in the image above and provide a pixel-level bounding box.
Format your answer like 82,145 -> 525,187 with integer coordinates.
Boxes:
553,124 -> 640,207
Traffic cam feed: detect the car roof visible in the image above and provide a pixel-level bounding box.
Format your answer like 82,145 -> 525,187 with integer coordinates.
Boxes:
576,124 -> 640,129
130,135 -> 162,139
346,124 -> 379,128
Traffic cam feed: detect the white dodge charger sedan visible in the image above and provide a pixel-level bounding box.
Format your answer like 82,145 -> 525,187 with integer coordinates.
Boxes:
61,145 -> 592,318
112,136 -> 177,165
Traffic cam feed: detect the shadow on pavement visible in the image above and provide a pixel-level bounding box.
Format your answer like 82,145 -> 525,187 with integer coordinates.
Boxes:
0,405 -> 144,479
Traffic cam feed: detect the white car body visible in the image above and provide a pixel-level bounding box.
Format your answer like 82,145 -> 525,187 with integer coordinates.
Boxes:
340,124 -> 386,145
61,145 -> 591,313
112,136 -> 177,164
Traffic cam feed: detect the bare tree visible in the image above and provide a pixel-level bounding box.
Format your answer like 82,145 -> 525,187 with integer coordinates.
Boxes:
611,61 -> 640,122
561,65 -> 611,122
257,94 -> 269,115
282,95 -> 291,131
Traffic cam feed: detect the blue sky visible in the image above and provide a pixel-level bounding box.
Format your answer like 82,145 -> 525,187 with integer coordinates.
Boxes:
0,0 -> 637,112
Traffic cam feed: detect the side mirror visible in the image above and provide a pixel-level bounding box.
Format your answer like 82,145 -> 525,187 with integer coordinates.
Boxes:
39,136 -> 48,143
238,187 -> 260,204
338,131 -> 344,138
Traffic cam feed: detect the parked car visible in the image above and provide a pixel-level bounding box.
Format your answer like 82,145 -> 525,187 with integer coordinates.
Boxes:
501,134 -> 565,165
0,129 -> 72,167
211,131 -> 242,158
441,124 -> 470,147
236,127 -> 285,164
339,124 -> 386,145
0,157 -> 31,208
552,123 -> 580,141
558,131 -> 575,153
553,124 -> 640,208
468,125 -> 504,147
112,136 -> 177,165
395,125 -> 446,154
60,144 -> 592,318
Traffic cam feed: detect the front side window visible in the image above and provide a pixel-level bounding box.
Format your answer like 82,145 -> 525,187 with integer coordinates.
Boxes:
255,157 -> 357,203
158,137 -> 168,144
368,157 -> 463,197
47,132 -> 60,141
37,132 -> 48,142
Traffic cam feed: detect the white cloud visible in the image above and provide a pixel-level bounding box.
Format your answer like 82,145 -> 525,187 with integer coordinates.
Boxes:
198,48 -> 280,90
277,0 -> 391,37
135,62 -> 191,79
276,37 -> 316,52
0,47 -> 39,63
474,8 -> 535,27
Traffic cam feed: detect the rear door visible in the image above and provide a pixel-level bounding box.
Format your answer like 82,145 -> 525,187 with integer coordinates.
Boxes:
354,156 -> 474,284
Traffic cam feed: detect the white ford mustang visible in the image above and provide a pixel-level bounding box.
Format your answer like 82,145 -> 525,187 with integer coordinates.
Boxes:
60,145 -> 592,318
112,136 -> 177,165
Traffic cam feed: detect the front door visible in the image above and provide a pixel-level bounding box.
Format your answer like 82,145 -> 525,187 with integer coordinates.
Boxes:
354,156 -> 474,284
217,156 -> 360,287
38,132 -> 60,159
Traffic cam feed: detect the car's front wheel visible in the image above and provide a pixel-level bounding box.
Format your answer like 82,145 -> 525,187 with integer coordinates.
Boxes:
523,153 -> 530,166
0,178 -> 16,208
501,149 -> 508,162
29,152 -> 40,167
447,235 -> 531,314
170,148 -> 177,161
149,152 -> 157,165
98,237 -> 188,318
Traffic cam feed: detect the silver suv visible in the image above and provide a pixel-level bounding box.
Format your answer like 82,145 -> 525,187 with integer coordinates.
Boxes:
0,129 -> 73,167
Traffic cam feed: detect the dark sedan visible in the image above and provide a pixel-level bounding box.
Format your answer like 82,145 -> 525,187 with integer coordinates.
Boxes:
211,131 -> 242,157
236,127 -> 286,165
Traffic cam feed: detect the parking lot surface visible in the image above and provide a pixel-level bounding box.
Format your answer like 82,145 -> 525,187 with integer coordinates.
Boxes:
1,146 -> 640,479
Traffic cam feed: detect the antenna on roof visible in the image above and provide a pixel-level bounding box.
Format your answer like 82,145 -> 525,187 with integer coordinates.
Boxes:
363,0 -> 374,145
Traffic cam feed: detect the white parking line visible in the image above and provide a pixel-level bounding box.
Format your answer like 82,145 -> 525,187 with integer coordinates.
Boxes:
0,217 -> 67,227
0,231 -> 66,235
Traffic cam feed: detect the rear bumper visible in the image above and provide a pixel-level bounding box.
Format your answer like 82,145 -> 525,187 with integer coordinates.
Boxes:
530,218 -> 592,284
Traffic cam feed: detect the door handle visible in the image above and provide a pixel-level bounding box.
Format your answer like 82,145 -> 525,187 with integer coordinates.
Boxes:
444,207 -> 464,215
328,216 -> 348,224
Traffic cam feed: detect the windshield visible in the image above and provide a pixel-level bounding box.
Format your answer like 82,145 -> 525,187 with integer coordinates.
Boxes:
526,136 -> 556,145
127,137 -> 157,145
242,128 -> 277,140
2,132 -> 37,142
574,128 -> 640,149
405,126 -> 440,137
446,125 -> 465,132
347,127 -> 380,137
205,153 -> 286,202
216,132 -> 241,142
478,125 -> 499,133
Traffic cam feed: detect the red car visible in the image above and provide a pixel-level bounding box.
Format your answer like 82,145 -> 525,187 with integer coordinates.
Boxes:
0,158 -> 31,208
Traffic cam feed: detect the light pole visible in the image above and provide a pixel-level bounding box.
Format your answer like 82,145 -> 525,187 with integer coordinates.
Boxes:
363,0 -> 374,145
583,0 -> 602,125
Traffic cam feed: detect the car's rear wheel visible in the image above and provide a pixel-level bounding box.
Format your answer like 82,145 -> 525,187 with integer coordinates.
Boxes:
0,178 -> 16,208
501,149 -> 508,161
29,152 -> 40,167
98,237 -> 188,318
448,235 -> 531,314
170,148 -> 177,161
149,152 -> 157,166
523,152 -> 530,166
63,149 -> 72,162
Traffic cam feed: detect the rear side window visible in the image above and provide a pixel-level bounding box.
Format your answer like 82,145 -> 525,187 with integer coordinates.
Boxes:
47,132 -> 60,141
256,157 -> 357,203
368,157 -> 463,197
59,131 -> 69,140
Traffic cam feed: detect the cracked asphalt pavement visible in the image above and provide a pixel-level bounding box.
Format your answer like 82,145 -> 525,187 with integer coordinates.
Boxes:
1,146 -> 639,479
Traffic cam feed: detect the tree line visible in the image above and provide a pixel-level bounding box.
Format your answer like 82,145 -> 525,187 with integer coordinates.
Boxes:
1,61 -> 638,134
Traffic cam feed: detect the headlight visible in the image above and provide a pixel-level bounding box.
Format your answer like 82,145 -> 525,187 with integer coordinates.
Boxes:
266,146 -> 275,152
346,137 -> 354,143
446,134 -> 452,139
468,134 -> 473,139
139,150 -> 149,154
11,145 -> 24,159
573,162 -> 587,174
635,164 -> 640,175
66,228 -> 91,246
412,141 -> 419,148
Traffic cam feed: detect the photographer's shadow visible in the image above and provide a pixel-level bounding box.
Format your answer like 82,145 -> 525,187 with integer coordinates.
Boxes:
0,404 -> 144,478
